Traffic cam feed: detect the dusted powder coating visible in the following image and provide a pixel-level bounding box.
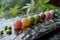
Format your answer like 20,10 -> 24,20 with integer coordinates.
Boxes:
28,16 -> 35,24
44,11 -> 51,21
14,20 -> 22,30
33,14 -> 40,24
39,12 -> 46,20
22,18 -> 30,27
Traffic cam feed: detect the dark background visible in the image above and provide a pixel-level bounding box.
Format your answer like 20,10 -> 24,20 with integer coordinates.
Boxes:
48,0 -> 60,7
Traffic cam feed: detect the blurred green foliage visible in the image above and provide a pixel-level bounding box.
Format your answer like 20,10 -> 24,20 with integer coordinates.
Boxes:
39,0 -> 57,12
9,4 -> 24,17
0,1 -> 6,14
0,0 -> 26,7
22,0 -> 36,13
0,0 -> 59,18
0,1 -> 7,18
0,0 -> 30,18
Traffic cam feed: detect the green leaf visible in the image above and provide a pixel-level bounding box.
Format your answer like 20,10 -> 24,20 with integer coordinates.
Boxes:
9,4 -> 24,17
46,4 -> 57,10
22,6 -> 29,9
39,0 -> 58,12
31,0 -> 35,5
26,3 -> 32,6
27,8 -> 31,13
0,1 -> 7,14
39,3 -> 48,12
39,0 -> 50,4
22,0 -> 36,13
41,7 -> 47,12
40,4 -> 57,12
27,8 -> 31,16
31,7 -> 36,12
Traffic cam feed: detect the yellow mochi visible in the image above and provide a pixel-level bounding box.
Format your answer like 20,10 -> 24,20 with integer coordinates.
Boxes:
22,18 -> 30,27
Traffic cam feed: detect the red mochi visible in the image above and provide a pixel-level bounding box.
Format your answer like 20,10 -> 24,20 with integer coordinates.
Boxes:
45,11 -> 51,21
14,20 -> 22,30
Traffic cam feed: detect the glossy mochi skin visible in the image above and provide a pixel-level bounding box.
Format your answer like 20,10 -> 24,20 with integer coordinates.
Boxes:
50,10 -> 54,17
14,20 -> 22,30
22,18 -> 30,27
33,14 -> 40,24
28,16 -> 35,24
39,12 -> 46,20
45,11 -> 52,21
13,10 -> 54,30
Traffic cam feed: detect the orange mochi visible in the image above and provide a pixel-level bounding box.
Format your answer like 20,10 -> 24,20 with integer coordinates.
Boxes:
22,18 -> 30,27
